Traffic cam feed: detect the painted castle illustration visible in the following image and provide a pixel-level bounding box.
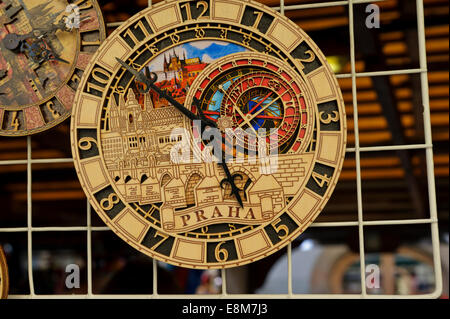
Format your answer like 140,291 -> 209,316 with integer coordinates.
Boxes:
162,50 -> 208,86
101,89 -> 311,230
135,50 -> 209,109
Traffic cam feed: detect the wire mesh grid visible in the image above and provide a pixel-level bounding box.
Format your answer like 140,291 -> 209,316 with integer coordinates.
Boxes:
0,0 -> 443,299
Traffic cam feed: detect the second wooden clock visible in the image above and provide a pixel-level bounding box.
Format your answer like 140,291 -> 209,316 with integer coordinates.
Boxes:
0,0 -> 106,136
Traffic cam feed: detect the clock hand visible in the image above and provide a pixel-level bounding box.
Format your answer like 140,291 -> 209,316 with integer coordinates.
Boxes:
247,91 -> 273,115
192,96 -> 217,128
2,28 -> 56,51
116,58 -> 244,207
233,102 -> 259,135
237,95 -> 281,128
219,165 -> 244,207
42,50 -> 70,64
190,98 -> 245,208
163,86 -> 244,208
182,98 -> 246,208
19,39 -> 69,65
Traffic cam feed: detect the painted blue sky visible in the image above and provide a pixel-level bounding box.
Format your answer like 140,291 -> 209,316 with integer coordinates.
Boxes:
183,41 -> 247,62
147,40 -> 247,73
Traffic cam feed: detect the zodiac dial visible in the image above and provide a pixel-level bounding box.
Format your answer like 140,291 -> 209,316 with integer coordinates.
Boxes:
0,246 -> 8,299
185,53 -> 313,156
71,0 -> 346,269
0,0 -> 105,136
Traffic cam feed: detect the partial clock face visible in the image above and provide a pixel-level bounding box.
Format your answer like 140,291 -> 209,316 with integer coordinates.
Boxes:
71,0 -> 346,269
0,246 -> 8,299
0,0 -> 106,136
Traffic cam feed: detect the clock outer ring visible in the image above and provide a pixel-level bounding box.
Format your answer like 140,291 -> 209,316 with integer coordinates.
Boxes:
0,0 -> 106,137
0,246 -> 9,299
70,0 -> 347,269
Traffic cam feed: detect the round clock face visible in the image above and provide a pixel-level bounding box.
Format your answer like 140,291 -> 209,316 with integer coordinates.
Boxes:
0,0 -> 106,136
71,0 -> 346,269
0,246 -> 8,299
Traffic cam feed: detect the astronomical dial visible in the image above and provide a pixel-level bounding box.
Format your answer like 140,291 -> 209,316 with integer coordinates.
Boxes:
0,0 -> 105,136
70,0 -> 346,269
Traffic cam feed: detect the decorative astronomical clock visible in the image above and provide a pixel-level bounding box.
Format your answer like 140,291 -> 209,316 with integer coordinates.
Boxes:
0,246 -> 8,299
71,0 -> 347,269
0,0 -> 106,136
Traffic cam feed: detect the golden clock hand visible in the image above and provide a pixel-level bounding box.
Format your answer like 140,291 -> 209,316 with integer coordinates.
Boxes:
219,166 -> 244,207
19,39 -> 69,65
45,52 -> 70,64
233,102 -> 259,135
217,84 -> 258,135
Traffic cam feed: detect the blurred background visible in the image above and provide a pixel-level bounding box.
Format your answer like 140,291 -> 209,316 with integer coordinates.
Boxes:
0,0 -> 448,297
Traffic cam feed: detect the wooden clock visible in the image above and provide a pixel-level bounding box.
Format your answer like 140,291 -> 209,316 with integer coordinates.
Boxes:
0,246 -> 8,299
0,0 -> 106,136
70,0 -> 347,269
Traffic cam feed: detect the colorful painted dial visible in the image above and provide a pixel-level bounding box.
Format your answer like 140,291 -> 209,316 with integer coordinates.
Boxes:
186,53 -> 312,155
70,0 -> 347,269
0,246 -> 8,299
0,0 -> 105,136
